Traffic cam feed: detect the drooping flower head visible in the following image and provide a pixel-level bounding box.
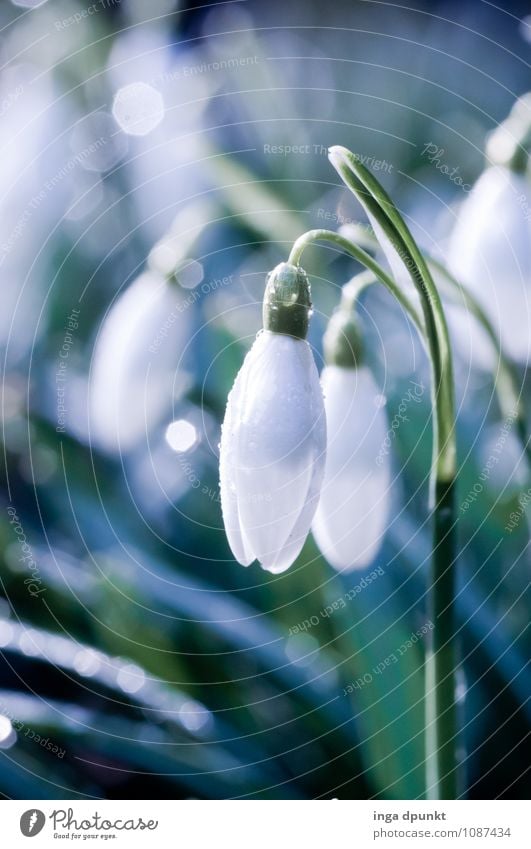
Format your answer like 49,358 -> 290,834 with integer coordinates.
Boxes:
447,94 -> 531,368
89,200 -> 211,454
312,307 -> 391,571
89,271 -> 189,454
220,263 -> 326,573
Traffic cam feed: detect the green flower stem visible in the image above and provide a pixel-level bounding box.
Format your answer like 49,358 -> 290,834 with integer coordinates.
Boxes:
288,224 -> 457,799
340,269 -> 378,311
327,147 -> 458,800
338,221 -> 380,252
288,229 -> 424,336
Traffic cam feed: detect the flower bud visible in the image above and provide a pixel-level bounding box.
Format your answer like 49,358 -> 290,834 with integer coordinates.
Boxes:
486,93 -> 531,173
323,309 -> 363,368
312,365 -> 390,571
262,262 -> 312,339
89,271 -> 188,453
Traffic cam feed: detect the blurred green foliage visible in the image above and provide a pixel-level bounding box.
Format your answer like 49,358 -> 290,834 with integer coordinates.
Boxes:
0,0 -> 529,799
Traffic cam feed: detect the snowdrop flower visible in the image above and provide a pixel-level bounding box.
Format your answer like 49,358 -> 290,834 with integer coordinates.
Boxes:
447,166 -> 531,366
312,310 -> 391,570
220,263 -> 326,573
447,100 -> 531,367
89,199 -> 213,454
89,271 -> 189,454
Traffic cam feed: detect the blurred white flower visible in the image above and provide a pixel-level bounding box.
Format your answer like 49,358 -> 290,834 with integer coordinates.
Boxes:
312,365 -> 391,571
89,271 -> 188,454
106,32 -> 214,240
447,165 -> 531,367
70,111 -> 128,173
220,331 -> 326,574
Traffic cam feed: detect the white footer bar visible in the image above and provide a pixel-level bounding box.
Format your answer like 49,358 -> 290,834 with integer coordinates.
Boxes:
1,799 -> 527,848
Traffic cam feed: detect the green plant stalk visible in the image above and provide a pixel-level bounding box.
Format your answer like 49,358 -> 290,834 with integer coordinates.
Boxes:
293,194 -> 529,796
288,225 -> 456,798
327,147 -> 459,799
288,229 -> 425,336
340,269 -> 378,310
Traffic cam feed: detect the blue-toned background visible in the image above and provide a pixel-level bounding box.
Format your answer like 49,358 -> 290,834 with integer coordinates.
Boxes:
0,0 -> 529,799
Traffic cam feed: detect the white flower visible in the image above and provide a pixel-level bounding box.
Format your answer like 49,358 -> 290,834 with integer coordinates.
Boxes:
89,271 -> 188,453
312,365 -> 391,571
447,165 -> 531,367
220,330 -> 326,574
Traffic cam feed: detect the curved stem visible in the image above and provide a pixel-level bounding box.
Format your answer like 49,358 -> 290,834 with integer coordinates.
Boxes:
289,229 -> 425,337
328,147 -> 458,800
338,222 -> 380,253
329,148 -> 456,481
340,269 -> 378,311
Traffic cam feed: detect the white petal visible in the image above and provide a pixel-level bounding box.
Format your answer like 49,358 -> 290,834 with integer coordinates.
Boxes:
89,272 -> 187,453
221,331 -> 326,572
447,166 -> 531,367
260,445 -> 325,574
312,366 -> 390,571
219,362 -> 254,566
